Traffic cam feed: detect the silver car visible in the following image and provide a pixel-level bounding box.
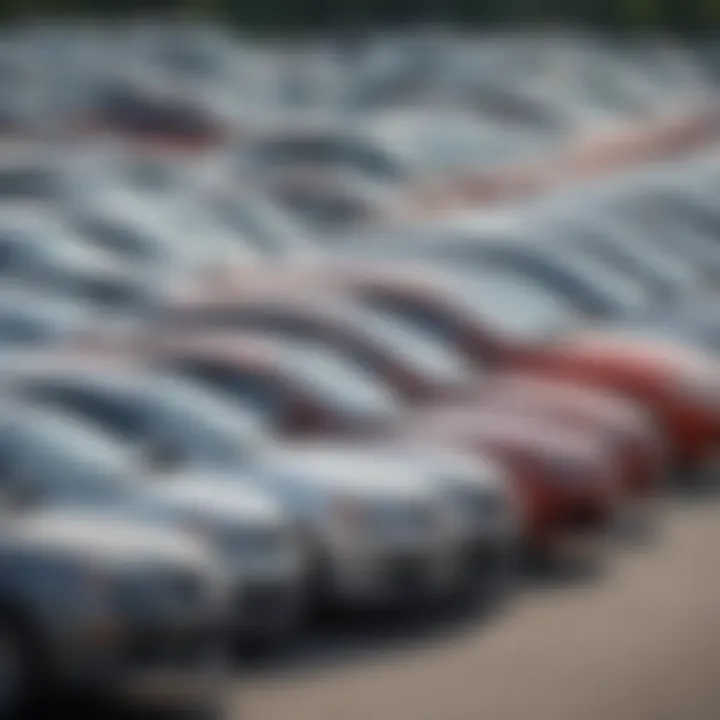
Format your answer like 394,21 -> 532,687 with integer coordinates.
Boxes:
143,470 -> 304,649
253,443 -> 464,607
0,404 -> 305,651
13,367 -> 496,606
0,505 -> 230,717
309,442 -> 523,596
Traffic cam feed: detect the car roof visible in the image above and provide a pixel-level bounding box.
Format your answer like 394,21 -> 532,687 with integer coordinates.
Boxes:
169,260 -> 443,308
153,331 -> 293,370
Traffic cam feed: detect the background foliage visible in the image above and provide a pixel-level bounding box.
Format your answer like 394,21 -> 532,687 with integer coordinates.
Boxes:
3,0 -> 720,32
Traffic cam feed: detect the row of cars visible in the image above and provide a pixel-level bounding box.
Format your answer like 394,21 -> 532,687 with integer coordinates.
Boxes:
1,23 -> 720,720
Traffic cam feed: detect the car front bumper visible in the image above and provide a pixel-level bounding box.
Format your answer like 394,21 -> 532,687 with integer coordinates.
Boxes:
56,614 -> 230,711
316,541 -> 462,608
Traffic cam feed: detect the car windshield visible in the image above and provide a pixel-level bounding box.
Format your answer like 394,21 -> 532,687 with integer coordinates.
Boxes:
152,378 -> 263,465
573,225 -> 696,289
278,342 -> 401,420
0,301 -> 85,344
171,203 -> 258,263
546,247 -> 650,313
437,269 -> 579,341
346,305 -> 473,384
15,417 -> 138,507
172,360 -> 283,422
211,194 -> 315,257
74,213 -> 170,263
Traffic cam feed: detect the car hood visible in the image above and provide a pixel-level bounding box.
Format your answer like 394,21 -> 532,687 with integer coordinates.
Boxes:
257,442 -> 438,502
143,471 -> 285,528
7,507 -> 215,570
480,372 -> 651,431
331,441 -> 510,493
404,406 -> 605,463
554,330 -> 720,379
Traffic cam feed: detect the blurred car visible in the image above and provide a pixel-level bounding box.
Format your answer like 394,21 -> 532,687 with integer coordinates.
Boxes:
0,401 -> 304,652
74,77 -> 231,152
9,356 -> 521,601
0,502 -> 230,716
151,332 -> 621,562
64,187 -> 252,272
6,360 -> 482,609
331,226 -> 720,478
0,286 -> 99,348
0,208 -> 151,312
163,280 -> 666,503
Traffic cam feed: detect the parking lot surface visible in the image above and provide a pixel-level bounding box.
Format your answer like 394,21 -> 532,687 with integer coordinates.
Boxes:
240,495 -> 720,720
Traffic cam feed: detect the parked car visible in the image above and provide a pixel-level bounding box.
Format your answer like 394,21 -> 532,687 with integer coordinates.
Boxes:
0,207 -> 150,312
286,239 -> 720,479
7,357 -> 521,602
151,332 -> 621,563
0,503 -> 230,717
162,281 -> 666,503
0,400 -> 304,652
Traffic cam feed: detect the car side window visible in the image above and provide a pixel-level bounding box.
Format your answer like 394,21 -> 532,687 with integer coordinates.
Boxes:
367,296 -> 458,344
26,385 -> 147,441
172,361 -> 282,422
74,216 -> 154,261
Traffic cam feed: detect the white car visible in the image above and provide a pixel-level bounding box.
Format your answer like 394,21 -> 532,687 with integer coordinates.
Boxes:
14,367 -> 519,606
267,441 -> 523,598
254,443 -> 462,607
0,506 -> 230,717
142,470 -> 304,649
0,404 -> 305,651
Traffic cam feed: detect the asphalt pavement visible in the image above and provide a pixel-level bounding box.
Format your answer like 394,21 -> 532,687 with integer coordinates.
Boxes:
241,493 -> 720,720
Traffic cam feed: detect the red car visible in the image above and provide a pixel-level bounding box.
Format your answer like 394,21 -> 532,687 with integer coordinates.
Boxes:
325,264 -> 720,479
